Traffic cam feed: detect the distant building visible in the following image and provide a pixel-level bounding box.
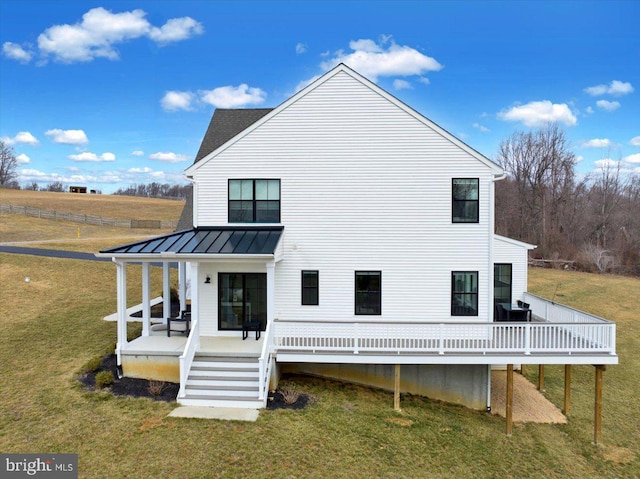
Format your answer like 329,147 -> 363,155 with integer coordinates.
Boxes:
69,186 -> 87,194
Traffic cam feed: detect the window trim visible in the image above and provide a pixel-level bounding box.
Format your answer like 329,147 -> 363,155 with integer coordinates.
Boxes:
355,271 -> 382,316
452,178 -> 479,223
228,179 -> 281,223
451,271 -> 479,316
301,270 -> 319,306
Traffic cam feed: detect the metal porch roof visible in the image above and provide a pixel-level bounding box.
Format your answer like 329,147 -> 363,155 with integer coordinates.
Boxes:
100,226 -> 283,256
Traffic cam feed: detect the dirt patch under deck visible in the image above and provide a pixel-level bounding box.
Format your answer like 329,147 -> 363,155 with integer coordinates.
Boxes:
491,370 -> 567,423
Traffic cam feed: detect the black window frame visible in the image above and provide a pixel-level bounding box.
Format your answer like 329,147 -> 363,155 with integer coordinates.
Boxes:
228,179 -> 281,223
301,270 -> 319,306
493,263 -> 513,313
452,178 -> 479,223
218,272 -> 267,331
355,271 -> 381,315
451,271 -> 479,316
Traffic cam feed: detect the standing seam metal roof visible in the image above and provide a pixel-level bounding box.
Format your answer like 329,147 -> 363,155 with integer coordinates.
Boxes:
100,227 -> 283,255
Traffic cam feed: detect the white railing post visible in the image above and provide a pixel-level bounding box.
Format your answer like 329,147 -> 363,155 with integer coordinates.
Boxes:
354,323 -> 360,354
524,323 -> 531,355
438,323 -> 445,355
179,318 -> 199,398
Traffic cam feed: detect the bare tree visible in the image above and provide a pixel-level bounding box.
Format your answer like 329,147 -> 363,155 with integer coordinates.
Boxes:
495,124 -> 578,255
45,181 -> 65,192
0,140 -> 18,186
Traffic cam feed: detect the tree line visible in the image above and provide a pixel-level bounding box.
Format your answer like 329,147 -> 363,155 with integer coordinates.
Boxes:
495,124 -> 639,275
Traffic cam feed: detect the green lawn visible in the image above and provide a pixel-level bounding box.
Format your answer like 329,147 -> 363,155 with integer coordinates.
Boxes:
1,254 -> 637,478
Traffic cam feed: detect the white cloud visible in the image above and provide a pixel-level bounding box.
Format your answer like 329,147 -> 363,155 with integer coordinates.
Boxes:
149,152 -> 188,163
583,138 -> 612,148
16,153 -> 31,164
161,91 -> 195,111
1,131 -> 39,145
128,167 -> 153,173
585,106 -> 594,114
623,153 -> 640,163
472,123 -> 490,133
498,101 -> 577,127
45,129 -> 88,144
295,42 -> 307,54
393,79 -> 412,90
418,77 -> 430,85
2,42 -> 33,63
68,151 -> 115,162
584,80 -> 634,97
199,84 -> 267,108
575,155 -> 584,163
36,7 -> 202,63
148,17 -> 203,44
595,100 -> 620,111
131,150 -> 144,156
319,36 -> 443,82
630,136 -> 640,146
595,158 -> 618,168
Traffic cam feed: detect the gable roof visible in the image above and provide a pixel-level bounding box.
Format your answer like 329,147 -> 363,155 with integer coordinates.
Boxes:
194,108 -> 273,163
186,63 -> 503,177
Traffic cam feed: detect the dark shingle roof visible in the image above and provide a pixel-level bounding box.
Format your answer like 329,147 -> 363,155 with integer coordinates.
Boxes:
194,108 -> 273,163
176,108 -> 274,231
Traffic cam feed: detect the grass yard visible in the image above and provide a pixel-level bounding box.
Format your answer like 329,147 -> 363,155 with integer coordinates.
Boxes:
0,249 -> 638,477
1,189 -> 185,220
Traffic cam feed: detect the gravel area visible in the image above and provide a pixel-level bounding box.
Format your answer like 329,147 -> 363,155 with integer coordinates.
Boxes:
491,370 -> 567,423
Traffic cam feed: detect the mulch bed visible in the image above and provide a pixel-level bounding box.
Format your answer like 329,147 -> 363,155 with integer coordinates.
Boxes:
267,386 -> 313,410
79,354 -> 179,402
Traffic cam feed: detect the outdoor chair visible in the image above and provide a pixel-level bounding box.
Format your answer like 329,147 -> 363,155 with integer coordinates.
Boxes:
242,320 -> 261,340
167,310 -> 191,337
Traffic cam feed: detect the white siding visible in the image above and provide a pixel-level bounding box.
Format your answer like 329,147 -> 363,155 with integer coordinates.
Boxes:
493,236 -> 531,303
193,70 -> 497,324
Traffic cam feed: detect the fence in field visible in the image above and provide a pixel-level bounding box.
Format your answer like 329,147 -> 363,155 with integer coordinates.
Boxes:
0,204 -> 178,229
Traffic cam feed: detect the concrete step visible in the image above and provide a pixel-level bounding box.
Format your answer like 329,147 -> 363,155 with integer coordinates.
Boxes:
189,368 -> 258,379
178,396 -> 264,409
184,388 -> 259,398
186,378 -> 259,388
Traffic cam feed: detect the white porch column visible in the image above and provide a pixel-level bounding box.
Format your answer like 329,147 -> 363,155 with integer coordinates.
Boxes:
178,261 -> 187,312
141,262 -> 151,336
163,261 -> 171,322
191,262 -> 200,347
115,261 -> 128,365
266,261 -> 275,325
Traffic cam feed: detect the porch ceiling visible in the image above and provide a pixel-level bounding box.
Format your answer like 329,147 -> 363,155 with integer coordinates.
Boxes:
98,226 -> 283,257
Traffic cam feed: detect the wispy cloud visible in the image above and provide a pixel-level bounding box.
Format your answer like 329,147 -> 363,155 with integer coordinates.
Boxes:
45,129 -> 88,145
131,150 -> 144,156
16,153 -> 31,164
583,138 -> 612,148
2,42 -> 33,63
161,91 -> 195,111
4,7 -> 203,64
595,100 -> 621,111
630,136 -> 640,147
497,101 -> 577,128
199,84 -> 267,108
584,80 -> 634,97
472,123 -> 490,133
68,151 -> 115,162
295,42 -> 307,54
393,79 -> 412,90
149,151 -> 188,163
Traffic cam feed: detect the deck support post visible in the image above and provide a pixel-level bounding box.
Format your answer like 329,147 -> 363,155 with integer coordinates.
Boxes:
594,365 -> 605,445
538,364 -> 545,391
506,364 -> 513,436
520,364 -> 525,375
394,364 -> 401,411
563,365 -> 571,415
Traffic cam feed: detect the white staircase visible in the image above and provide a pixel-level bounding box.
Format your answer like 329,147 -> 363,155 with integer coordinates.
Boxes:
178,353 -> 264,409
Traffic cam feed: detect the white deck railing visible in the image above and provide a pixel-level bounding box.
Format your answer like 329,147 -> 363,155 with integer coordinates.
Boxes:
274,302 -> 616,358
258,319 -> 275,403
178,318 -> 200,398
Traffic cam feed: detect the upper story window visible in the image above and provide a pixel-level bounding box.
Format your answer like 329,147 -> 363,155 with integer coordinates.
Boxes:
452,178 -> 479,223
451,271 -> 478,316
355,271 -> 381,315
301,270 -> 319,306
229,179 -> 280,223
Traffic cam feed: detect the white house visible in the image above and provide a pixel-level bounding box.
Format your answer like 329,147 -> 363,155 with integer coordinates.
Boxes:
98,64 -> 616,424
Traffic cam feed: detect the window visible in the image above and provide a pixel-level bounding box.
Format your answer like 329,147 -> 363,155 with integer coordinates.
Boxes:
452,271 -> 478,316
301,271 -> 319,305
494,263 -> 512,316
229,179 -> 280,223
452,178 -> 479,223
218,273 -> 267,331
355,271 -> 381,315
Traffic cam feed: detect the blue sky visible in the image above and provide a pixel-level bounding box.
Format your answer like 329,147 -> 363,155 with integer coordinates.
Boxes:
1,1 -> 638,193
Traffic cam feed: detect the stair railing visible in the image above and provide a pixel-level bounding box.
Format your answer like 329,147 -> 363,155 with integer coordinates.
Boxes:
258,319 -> 275,404
178,317 -> 199,398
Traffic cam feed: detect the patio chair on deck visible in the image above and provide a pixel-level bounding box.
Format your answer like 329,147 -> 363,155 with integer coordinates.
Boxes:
167,310 -> 191,337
